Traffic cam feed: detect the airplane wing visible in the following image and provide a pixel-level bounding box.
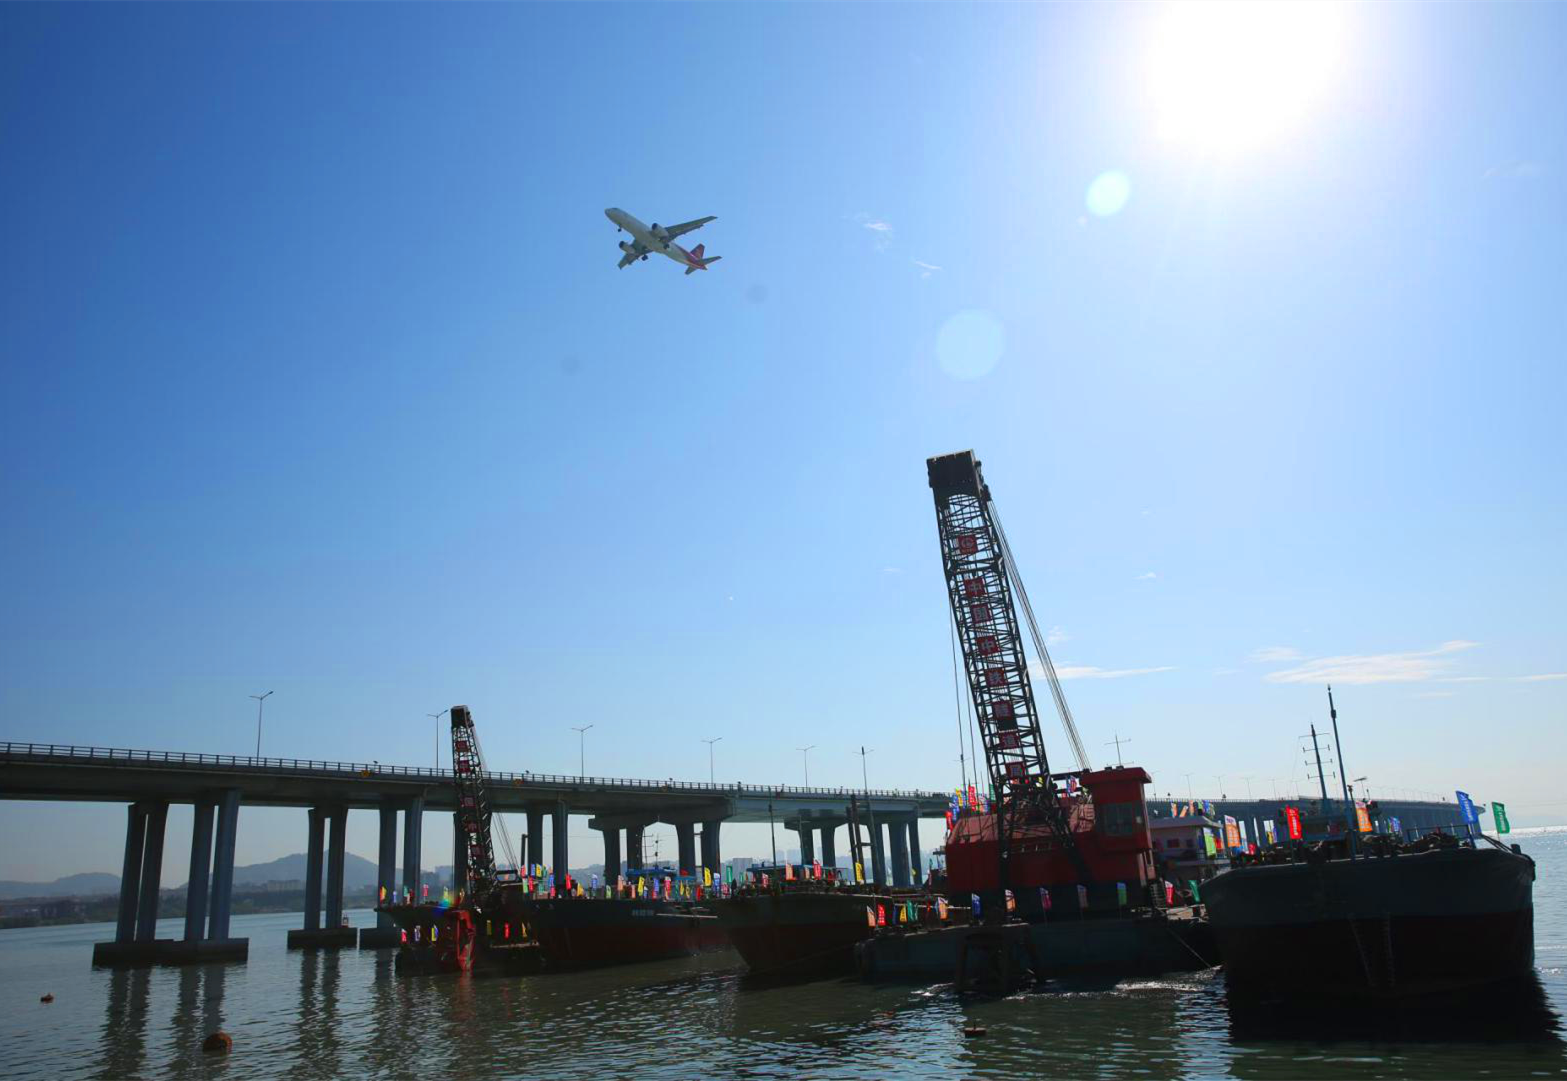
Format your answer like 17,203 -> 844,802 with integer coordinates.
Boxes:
660,215 -> 716,240
617,241 -> 648,269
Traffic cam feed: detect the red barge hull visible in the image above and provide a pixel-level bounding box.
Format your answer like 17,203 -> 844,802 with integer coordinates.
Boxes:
715,893 -> 881,979
505,896 -> 729,970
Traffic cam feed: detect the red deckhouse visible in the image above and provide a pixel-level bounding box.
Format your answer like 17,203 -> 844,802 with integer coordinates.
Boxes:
944,766 -> 1156,895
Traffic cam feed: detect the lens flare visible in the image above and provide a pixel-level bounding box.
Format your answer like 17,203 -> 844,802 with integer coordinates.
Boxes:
936,310 -> 1006,381
1086,170 -> 1132,217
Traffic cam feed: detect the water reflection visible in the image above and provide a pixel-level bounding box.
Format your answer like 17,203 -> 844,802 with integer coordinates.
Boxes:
1223,972 -> 1567,1079
97,967 -> 151,1081
294,950 -> 343,1078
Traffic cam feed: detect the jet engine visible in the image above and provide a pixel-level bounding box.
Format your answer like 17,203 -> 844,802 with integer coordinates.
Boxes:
619,241 -> 634,253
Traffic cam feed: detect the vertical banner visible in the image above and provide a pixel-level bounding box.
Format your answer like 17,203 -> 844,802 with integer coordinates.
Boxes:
1456,791 -> 1478,825
1284,806 -> 1303,840
1493,802 -> 1511,834
1224,816 -> 1241,850
1354,802 -> 1373,833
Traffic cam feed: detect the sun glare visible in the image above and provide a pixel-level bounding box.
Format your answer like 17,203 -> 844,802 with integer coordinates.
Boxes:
1144,1 -> 1347,152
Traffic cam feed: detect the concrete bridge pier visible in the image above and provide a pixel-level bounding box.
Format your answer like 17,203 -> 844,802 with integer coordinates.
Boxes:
94,790 -> 248,967
552,802 -> 569,883
794,823 -> 815,866
113,802 -> 148,944
526,805 -> 545,871
867,815 -> 887,886
676,822 -> 696,874
288,805 -> 355,949
183,798 -> 214,943
360,801 -> 403,948
325,806 -> 347,928
701,820 -> 721,875
601,826 -> 622,884
402,797 -> 423,902
887,819 -> 911,887
818,823 -> 837,871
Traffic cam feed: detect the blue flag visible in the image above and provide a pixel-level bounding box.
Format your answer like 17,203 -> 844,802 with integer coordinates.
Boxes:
970,893 -> 982,917
1456,791 -> 1478,824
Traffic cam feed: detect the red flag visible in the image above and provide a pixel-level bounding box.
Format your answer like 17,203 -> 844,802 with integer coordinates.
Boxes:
1285,806 -> 1303,840
876,903 -> 887,927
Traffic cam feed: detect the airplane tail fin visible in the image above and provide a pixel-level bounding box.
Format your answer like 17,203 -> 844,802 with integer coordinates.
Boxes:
684,245 -> 722,275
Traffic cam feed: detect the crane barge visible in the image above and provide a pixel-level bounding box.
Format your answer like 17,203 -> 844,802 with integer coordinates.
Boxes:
852,451 -> 1214,988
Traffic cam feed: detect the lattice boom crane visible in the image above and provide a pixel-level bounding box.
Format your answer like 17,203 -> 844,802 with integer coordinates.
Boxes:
927,450 -> 1091,886
450,704 -> 499,902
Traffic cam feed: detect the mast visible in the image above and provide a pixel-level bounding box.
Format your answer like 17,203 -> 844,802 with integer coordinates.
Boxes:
1309,724 -> 1329,802
1327,685 -> 1356,850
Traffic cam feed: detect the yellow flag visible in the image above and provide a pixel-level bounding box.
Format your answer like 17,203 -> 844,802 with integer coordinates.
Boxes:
704,867 -> 713,887
854,862 -> 864,884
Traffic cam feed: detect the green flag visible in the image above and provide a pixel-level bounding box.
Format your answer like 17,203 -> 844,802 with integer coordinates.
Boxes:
1493,801 -> 1511,835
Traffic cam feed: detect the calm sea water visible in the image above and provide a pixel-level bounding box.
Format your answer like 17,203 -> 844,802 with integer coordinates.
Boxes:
4,832 -> 1565,1080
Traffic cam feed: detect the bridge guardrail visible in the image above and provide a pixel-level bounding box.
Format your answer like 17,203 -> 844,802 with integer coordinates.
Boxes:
0,742 -> 945,801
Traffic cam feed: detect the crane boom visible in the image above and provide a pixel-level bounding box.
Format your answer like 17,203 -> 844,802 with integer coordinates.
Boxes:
450,704 -> 498,901
927,450 -> 1090,886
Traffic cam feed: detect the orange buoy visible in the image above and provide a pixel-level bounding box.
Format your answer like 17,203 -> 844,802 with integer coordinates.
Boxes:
40,993 -> 54,1004
202,1031 -> 233,1054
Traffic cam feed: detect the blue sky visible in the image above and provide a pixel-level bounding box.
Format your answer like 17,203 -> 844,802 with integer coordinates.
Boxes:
2,2 -> 1563,881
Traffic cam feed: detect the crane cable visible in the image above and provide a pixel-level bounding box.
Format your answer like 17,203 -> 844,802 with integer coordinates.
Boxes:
468,725 -> 520,873
990,502 -> 1091,773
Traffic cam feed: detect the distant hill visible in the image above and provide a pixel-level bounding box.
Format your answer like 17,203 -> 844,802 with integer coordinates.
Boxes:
0,872 -> 121,900
1,852 -> 389,901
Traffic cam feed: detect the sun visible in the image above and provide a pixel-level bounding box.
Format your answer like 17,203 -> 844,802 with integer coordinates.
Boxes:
1143,1 -> 1347,152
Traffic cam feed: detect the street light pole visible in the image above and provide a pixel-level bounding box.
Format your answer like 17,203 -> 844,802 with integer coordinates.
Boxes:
249,691 -> 273,759
796,745 -> 815,787
702,737 -> 723,784
573,724 -> 594,778
429,709 -> 449,770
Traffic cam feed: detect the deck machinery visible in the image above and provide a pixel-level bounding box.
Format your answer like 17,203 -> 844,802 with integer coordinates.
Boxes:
928,451 -> 1156,914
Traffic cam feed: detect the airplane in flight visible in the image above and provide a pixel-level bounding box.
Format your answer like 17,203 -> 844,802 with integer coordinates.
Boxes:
604,207 -> 722,275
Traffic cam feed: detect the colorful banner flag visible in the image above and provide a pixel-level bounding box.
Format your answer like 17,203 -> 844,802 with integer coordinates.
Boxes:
1354,802 -> 1373,833
1116,882 -> 1128,907
1493,802 -> 1511,834
1188,879 -> 1201,903
866,905 -> 876,929
1284,806 -> 1303,840
937,897 -> 949,921
877,904 -> 887,927
970,893 -> 982,918
1203,830 -> 1218,857
1457,790 -> 1478,825
1224,816 -> 1241,850
854,861 -> 864,884
1039,886 -> 1051,914
1005,889 -> 1015,913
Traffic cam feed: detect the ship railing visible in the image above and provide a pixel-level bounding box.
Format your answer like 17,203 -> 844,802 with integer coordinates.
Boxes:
0,741 -> 945,800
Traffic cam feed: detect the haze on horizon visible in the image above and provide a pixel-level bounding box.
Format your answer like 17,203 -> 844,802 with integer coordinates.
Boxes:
1,2 -> 1563,884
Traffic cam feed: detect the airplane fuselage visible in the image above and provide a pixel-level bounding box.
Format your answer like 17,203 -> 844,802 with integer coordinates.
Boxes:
604,208 -> 706,269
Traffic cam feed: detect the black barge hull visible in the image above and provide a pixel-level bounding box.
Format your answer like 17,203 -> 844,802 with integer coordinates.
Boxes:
1204,844 -> 1535,1000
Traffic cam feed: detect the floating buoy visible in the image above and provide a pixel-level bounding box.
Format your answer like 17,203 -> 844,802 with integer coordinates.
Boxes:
202,1031 -> 232,1054
40,993 -> 54,1004
963,1026 -> 987,1038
